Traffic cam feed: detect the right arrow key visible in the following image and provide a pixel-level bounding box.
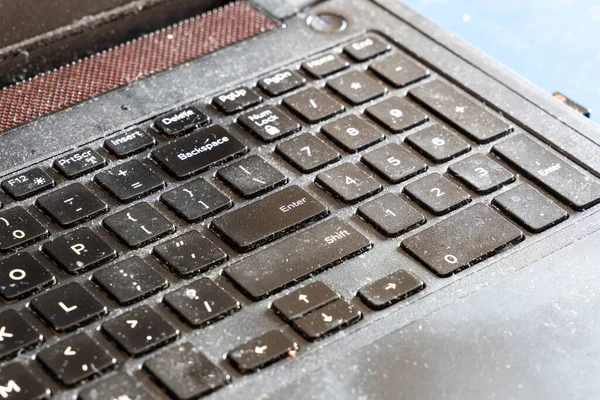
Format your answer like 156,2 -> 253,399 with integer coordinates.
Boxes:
227,330 -> 299,374
358,269 -> 425,310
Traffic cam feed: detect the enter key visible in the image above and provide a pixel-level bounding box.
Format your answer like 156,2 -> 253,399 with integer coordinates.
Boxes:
211,185 -> 329,252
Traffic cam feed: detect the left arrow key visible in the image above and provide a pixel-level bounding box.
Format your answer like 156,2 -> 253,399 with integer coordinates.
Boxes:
227,330 -> 298,374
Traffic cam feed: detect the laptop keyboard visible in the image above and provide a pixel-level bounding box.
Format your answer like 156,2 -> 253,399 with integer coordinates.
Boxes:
1,33 -> 600,399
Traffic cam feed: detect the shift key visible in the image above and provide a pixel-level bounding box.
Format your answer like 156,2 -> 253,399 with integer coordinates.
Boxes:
224,218 -> 372,300
492,135 -> 600,210
211,185 -> 329,252
152,125 -> 247,179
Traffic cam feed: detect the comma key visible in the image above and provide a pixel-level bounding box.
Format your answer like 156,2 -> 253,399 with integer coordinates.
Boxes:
152,125 -> 247,179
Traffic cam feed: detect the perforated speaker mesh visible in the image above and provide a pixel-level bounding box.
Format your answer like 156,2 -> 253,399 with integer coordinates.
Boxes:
0,1 -> 277,133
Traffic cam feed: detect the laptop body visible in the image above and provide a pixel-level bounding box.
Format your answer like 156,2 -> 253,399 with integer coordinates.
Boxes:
0,0 -> 599,399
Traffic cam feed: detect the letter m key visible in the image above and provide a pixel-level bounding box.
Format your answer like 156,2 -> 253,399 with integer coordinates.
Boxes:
0,380 -> 20,398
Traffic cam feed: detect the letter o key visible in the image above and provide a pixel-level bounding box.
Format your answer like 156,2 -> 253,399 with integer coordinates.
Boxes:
9,269 -> 26,281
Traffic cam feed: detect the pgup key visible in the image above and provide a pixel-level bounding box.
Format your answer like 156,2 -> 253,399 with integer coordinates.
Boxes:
0,207 -> 48,252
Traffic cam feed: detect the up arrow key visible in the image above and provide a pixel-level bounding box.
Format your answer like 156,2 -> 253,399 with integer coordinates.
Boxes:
385,282 -> 397,291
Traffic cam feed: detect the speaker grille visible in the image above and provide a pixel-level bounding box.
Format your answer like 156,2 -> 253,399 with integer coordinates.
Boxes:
0,1 -> 277,132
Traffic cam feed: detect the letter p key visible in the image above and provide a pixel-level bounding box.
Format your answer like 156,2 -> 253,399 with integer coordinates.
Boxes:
70,243 -> 86,256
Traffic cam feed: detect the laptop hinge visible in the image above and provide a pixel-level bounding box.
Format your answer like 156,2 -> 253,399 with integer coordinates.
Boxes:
250,0 -> 324,20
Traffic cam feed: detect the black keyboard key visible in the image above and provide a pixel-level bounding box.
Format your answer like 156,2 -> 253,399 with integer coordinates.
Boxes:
161,178 -> 231,222
152,125 -> 248,179
217,155 -> 288,198
164,278 -> 240,327
0,253 -> 54,300
272,281 -> 339,322
154,106 -> 211,137
0,207 -> 48,253
103,202 -> 175,249
301,54 -> 349,78
365,97 -> 428,133
154,231 -> 227,278
0,310 -> 43,359
53,148 -> 106,179
94,257 -> 168,305
292,299 -> 361,341
358,269 -> 425,310
362,143 -> 427,183
404,173 -> 471,215
283,87 -> 345,124
0,363 -> 50,399
258,70 -> 306,96
326,70 -> 387,105
493,184 -> 568,233
405,124 -> 471,163
448,154 -> 514,194
322,114 -> 385,153
103,305 -> 179,356
238,105 -> 301,142
1,168 -> 55,200
212,185 -> 328,253
213,87 -> 262,115
145,342 -> 229,399
79,373 -> 156,400
316,163 -> 382,204
36,183 -> 108,228
492,134 -> 600,210
30,282 -> 107,332
228,330 -> 299,374
43,227 -> 116,275
95,160 -> 165,202
276,133 -> 341,173
402,203 -> 523,276
409,80 -> 513,143
369,53 -> 430,88
224,218 -> 371,300
357,193 -> 426,237
343,36 -> 391,61
37,333 -> 116,386
104,128 -> 156,158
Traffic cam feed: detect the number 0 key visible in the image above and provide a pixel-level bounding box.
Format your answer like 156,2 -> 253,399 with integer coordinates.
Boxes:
402,203 -> 523,277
